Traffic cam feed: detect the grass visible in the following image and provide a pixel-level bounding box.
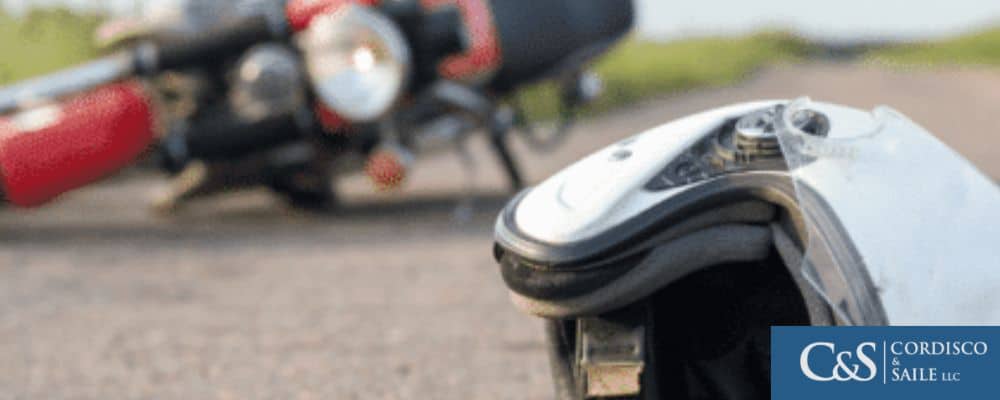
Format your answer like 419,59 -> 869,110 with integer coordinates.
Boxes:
515,32 -> 817,119
0,8 -> 102,85
866,27 -> 1000,68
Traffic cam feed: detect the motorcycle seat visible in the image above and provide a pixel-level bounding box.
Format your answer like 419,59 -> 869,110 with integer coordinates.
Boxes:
487,0 -> 635,90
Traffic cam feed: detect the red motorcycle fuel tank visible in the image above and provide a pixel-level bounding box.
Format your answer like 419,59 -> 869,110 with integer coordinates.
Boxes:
0,81 -> 156,207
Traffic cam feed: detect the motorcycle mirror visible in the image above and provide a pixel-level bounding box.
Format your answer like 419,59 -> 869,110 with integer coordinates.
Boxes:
562,71 -> 604,107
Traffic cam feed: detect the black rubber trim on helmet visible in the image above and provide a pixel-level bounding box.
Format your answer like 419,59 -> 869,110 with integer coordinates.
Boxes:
510,224 -> 774,319
495,172 -> 802,268
499,200 -> 777,300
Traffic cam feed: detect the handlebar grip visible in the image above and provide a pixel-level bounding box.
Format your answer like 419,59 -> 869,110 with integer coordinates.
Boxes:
156,16 -> 279,71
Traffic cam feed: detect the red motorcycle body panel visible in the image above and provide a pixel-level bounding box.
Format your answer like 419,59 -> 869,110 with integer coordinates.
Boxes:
0,82 -> 155,207
314,103 -> 350,133
286,0 -> 380,32
421,0 -> 502,82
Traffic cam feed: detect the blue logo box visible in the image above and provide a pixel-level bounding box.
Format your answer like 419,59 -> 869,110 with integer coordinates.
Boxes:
772,327 -> 1000,400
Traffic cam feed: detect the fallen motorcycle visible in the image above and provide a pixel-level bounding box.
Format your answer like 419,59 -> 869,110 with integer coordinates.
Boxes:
0,0 -> 634,210
492,98 -> 1000,399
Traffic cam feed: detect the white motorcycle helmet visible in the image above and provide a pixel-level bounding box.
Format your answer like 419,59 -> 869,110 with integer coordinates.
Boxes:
492,98 -> 1000,399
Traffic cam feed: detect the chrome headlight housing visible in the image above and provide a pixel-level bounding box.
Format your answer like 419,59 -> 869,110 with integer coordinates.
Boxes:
231,44 -> 307,121
297,5 -> 411,122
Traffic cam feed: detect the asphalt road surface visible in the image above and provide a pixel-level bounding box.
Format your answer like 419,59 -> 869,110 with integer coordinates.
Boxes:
1,63 -> 998,399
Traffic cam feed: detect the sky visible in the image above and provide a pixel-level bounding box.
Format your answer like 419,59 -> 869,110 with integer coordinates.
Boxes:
3,0 -> 1000,42
636,0 -> 1000,42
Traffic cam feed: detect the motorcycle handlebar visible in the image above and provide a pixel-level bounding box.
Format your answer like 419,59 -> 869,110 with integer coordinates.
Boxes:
0,52 -> 137,115
0,16 -> 283,115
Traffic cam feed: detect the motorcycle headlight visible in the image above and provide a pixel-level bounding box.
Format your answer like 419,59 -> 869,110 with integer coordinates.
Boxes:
298,5 -> 411,122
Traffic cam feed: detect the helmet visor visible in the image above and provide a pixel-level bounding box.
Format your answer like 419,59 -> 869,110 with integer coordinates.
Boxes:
773,98 -> 1000,325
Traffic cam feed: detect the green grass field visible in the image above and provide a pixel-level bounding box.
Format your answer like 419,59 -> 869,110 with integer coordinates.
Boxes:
867,27 -> 1000,67
0,9 -> 102,85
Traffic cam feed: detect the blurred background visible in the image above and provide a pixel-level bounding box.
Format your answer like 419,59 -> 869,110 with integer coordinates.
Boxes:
3,0 -> 1000,125
0,1 -> 998,399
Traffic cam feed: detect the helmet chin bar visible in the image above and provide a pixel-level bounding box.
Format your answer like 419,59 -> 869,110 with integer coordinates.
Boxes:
502,175 -> 878,400
508,162 -> 901,395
